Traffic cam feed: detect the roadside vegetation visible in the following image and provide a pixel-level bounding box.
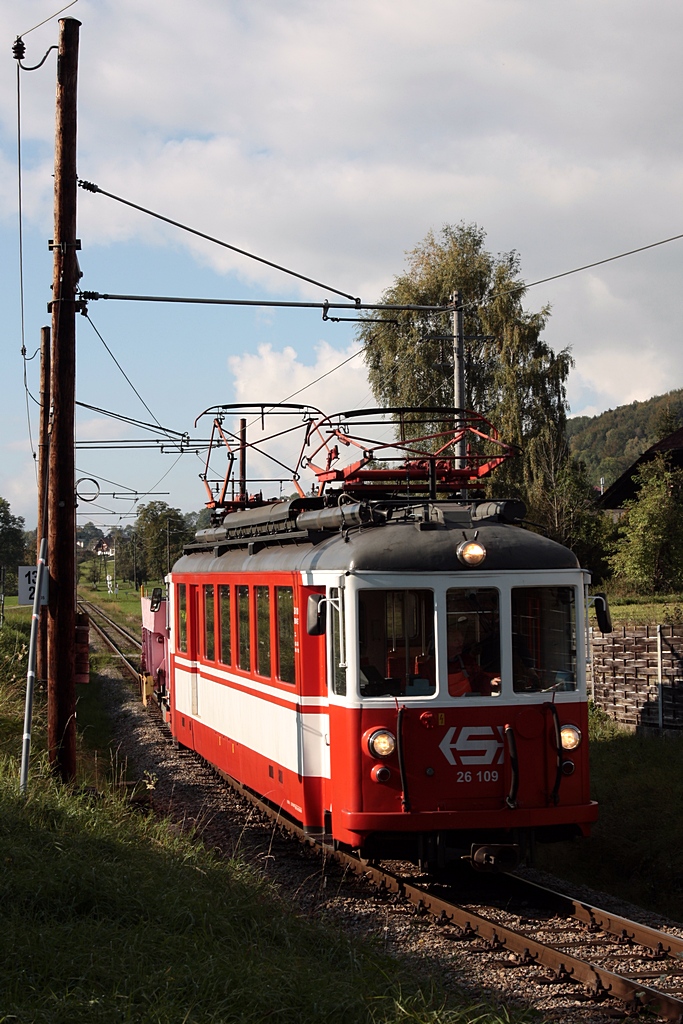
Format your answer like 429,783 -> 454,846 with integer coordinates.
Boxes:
538,703 -> 683,921
590,591 -> 683,628
0,609 -> 540,1024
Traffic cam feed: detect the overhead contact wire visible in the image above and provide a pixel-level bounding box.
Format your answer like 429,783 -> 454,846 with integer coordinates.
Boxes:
17,0 -> 79,39
77,179 -> 361,304
82,312 -> 181,447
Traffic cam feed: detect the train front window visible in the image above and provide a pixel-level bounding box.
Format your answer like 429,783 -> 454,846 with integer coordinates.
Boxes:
358,590 -> 435,698
446,588 -> 501,698
511,586 -> 577,693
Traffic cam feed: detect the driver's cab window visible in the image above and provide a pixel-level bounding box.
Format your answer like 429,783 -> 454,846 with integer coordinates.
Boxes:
446,588 -> 501,698
511,586 -> 577,693
358,589 -> 435,698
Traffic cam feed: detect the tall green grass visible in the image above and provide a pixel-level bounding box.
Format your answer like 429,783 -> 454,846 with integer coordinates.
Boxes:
537,704 -> 683,919
0,619 -> 540,1024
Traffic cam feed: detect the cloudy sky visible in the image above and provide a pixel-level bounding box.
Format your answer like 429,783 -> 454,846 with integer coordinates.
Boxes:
1,0 -> 682,528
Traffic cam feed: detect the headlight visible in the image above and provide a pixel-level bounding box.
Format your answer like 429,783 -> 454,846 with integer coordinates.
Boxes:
560,725 -> 582,751
367,729 -> 396,758
457,539 -> 486,566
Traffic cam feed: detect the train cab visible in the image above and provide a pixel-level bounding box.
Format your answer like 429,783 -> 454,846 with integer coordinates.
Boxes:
306,560 -> 596,869
151,406 -> 603,872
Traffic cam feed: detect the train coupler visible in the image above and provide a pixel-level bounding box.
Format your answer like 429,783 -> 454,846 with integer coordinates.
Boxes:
466,844 -> 520,872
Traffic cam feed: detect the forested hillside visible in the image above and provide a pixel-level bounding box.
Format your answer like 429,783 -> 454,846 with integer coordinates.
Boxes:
567,389 -> 683,489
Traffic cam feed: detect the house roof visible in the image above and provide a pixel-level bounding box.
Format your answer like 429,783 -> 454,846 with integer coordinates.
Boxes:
599,427 -> 683,509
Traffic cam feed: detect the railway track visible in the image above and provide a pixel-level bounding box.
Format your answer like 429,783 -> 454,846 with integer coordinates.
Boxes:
86,598 -> 683,1023
224,771 -> 683,1021
79,599 -> 141,684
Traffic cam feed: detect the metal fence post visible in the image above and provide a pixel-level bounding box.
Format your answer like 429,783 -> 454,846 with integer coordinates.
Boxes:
657,623 -> 663,733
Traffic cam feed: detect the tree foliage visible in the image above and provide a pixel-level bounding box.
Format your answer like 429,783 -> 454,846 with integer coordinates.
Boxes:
357,223 -> 576,512
610,456 -> 683,593
134,502 -> 195,583
0,497 -> 26,573
566,389 -> 683,490
76,521 -> 104,550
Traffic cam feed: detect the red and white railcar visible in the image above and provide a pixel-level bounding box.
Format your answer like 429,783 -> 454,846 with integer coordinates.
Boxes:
142,407 -> 605,871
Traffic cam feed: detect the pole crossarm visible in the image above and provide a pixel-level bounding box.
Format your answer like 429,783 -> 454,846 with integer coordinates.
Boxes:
79,291 -> 452,313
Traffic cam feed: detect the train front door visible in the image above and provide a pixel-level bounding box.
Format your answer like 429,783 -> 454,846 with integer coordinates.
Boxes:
325,582 -> 362,844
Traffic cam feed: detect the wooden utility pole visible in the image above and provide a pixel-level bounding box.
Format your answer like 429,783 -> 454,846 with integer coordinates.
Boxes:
47,17 -> 81,781
36,325 -> 50,689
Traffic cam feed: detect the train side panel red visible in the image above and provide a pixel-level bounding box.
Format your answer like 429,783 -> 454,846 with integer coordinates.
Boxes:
168,573 -> 329,832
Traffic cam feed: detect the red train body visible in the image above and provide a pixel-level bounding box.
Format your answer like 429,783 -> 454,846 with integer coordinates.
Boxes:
141,408 -> 600,871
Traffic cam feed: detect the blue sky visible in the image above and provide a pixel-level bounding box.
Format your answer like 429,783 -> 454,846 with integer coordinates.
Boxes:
2,0 -> 683,528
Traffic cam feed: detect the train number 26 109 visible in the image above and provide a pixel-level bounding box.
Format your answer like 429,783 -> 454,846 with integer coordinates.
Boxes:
456,770 -> 500,783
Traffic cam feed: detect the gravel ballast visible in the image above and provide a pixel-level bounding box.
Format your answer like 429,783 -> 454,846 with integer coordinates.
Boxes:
97,659 -> 683,1023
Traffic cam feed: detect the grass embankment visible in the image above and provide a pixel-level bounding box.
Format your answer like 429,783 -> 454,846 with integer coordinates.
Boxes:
598,592 -> 683,627
537,704 -> 683,919
0,612 -> 536,1024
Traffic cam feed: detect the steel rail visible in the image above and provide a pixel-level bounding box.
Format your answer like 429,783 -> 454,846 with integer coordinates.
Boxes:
503,872 -> 683,959
79,599 -> 141,649
80,601 -> 141,683
209,764 -> 683,1021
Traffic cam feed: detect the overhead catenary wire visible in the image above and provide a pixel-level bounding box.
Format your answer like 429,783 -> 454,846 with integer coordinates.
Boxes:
82,312 -> 180,446
79,222 -> 683,415
77,179 -> 362,304
76,399 -> 189,438
17,1 -> 79,40
14,48 -> 37,477
118,450 -> 187,522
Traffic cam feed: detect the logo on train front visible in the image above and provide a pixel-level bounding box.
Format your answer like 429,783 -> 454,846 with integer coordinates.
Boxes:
439,725 -> 505,766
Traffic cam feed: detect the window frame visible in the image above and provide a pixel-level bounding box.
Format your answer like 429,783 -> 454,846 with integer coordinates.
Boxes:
275,585 -> 296,685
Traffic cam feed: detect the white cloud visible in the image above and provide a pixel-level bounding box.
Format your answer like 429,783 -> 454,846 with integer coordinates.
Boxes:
224,340 -> 372,492
76,416 -> 131,441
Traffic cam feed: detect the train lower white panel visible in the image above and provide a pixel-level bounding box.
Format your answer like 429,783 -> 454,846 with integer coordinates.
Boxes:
174,664 -> 330,778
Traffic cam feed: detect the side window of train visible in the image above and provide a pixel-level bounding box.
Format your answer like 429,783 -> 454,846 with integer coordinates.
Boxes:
177,583 -> 187,653
256,586 -> 271,678
330,586 -> 346,696
203,584 -> 215,661
358,589 -> 435,698
218,584 -> 231,665
446,588 -> 500,698
511,586 -> 577,693
237,585 -> 251,671
276,587 -> 295,684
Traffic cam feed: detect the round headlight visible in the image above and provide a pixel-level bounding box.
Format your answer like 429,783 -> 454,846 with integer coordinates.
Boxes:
560,725 -> 582,751
367,729 -> 396,758
457,539 -> 486,566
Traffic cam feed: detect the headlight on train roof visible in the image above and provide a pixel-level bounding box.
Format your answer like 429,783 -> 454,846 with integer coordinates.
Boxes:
456,539 -> 486,566
367,729 -> 396,758
560,725 -> 582,751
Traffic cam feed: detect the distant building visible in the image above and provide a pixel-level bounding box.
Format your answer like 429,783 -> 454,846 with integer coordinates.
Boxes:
599,427 -> 683,510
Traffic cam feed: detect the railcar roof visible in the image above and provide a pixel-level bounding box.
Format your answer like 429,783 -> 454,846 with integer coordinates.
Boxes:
172,511 -> 579,576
